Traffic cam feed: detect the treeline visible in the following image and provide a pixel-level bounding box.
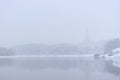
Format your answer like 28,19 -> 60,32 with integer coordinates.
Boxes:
12,43 -> 103,55
104,38 -> 120,54
0,48 -> 14,56
0,38 -> 120,56
12,44 -> 82,55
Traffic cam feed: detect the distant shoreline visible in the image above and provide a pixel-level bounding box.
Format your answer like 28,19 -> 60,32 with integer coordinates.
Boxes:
0,54 -> 94,58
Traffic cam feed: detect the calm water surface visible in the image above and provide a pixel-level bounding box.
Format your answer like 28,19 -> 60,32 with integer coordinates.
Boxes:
0,57 -> 120,80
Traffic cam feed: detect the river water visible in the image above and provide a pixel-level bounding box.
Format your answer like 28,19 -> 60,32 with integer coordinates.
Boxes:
0,56 -> 119,80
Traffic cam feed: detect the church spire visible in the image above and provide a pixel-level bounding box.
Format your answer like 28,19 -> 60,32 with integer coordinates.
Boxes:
84,27 -> 91,44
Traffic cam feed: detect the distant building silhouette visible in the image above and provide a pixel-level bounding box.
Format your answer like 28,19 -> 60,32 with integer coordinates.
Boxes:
81,27 -> 93,54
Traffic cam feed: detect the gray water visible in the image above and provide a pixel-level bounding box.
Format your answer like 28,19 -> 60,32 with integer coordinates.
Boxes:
0,57 -> 119,80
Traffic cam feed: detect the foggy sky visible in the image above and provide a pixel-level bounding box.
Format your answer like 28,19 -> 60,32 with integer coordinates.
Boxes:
0,0 -> 120,47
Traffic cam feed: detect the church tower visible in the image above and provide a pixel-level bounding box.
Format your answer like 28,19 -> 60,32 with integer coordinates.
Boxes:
82,27 -> 92,54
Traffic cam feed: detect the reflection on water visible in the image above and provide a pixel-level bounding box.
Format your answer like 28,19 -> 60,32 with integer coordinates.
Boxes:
0,57 -> 120,80
104,60 -> 120,76
15,57 -> 104,70
0,58 -> 14,66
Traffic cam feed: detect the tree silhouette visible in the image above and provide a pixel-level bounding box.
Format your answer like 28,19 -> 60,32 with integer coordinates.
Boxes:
104,38 -> 120,54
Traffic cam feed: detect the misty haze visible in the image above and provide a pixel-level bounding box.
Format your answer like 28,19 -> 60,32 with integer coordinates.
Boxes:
0,0 -> 120,80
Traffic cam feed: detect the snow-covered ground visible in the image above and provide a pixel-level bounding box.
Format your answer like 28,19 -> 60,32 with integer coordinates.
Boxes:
103,48 -> 120,68
104,48 -> 120,60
